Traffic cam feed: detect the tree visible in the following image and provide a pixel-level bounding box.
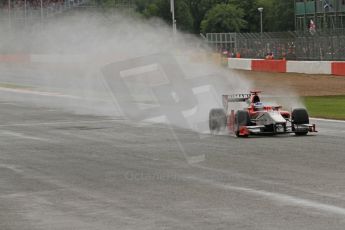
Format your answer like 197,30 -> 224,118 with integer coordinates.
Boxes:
175,0 -> 194,31
257,0 -> 294,32
256,0 -> 275,31
189,0 -> 229,33
229,0 -> 260,32
132,0 -> 295,33
135,0 -> 171,21
135,0 -> 193,31
273,0 -> 294,31
143,3 -> 159,17
200,3 -> 247,33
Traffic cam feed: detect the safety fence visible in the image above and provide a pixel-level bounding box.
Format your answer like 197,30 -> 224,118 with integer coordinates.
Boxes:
294,33 -> 345,61
237,32 -> 296,60
204,31 -> 345,61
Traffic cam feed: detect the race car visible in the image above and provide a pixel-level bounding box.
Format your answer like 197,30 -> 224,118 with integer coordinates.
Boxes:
209,91 -> 317,137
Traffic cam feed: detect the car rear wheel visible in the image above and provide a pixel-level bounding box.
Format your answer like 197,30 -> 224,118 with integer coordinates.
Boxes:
292,108 -> 309,136
235,110 -> 251,137
209,109 -> 227,134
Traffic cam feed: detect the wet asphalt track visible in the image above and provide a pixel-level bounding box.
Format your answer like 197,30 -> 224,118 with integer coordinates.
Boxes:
1,99 -> 345,230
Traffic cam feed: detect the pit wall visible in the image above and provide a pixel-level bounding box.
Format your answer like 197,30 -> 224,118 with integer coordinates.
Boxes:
228,58 -> 345,76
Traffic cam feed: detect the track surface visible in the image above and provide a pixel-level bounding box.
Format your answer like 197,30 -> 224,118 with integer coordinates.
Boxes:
1,100 -> 345,230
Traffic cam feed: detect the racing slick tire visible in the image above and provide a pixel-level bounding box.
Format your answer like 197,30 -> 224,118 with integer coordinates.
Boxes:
292,108 -> 309,136
235,110 -> 251,137
209,109 -> 227,134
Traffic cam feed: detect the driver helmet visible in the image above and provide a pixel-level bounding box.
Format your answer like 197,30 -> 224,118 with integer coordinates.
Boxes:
254,102 -> 264,111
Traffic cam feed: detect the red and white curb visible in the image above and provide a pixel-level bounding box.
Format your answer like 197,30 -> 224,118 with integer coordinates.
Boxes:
228,58 -> 345,76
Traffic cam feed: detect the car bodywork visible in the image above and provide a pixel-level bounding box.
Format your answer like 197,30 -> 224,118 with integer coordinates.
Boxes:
209,91 -> 317,137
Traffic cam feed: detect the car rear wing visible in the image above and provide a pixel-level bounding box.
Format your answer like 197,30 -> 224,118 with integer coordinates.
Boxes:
222,94 -> 251,110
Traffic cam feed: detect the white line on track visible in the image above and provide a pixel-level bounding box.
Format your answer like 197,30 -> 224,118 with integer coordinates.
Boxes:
0,118 -> 172,130
0,119 -> 126,127
311,118 -> 345,123
0,87 -> 81,99
0,164 -> 23,173
188,176 -> 345,216
0,102 -> 19,105
0,131 -> 52,142
194,164 -> 345,201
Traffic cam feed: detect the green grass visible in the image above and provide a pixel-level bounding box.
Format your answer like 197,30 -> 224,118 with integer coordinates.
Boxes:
303,96 -> 345,120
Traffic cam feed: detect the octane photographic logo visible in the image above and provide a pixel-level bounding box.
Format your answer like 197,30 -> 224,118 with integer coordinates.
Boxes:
101,53 -> 224,165
123,170 -> 181,183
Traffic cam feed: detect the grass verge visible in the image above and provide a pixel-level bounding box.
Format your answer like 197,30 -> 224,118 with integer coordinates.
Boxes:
303,95 -> 345,120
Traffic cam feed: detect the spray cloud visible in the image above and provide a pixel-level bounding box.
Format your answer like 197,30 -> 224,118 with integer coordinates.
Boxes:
0,9 -> 254,133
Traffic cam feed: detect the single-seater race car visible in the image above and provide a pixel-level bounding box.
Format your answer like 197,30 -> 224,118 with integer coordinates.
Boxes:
209,91 -> 317,137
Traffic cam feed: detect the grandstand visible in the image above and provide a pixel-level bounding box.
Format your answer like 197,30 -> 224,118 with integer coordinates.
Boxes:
295,0 -> 345,31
